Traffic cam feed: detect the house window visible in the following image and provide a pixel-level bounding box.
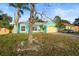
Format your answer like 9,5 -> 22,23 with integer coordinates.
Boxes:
32,26 -> 37,31
21,26 -> 25,31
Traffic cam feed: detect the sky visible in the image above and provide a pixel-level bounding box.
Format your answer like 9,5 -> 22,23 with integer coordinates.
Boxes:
0,3 -> 79,23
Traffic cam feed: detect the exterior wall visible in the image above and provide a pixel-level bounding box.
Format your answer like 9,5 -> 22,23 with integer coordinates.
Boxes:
40,25 -> 47,33
71,26 -> 79,32
65,25 -> 79,32
40,28 -> 43,32
66,26 -> 71,29
45,21 -> 57,33
47,26 -> 58,33
44,26 -> 47,33
14,24 -> 26,33
13,21 -> 58,33
19,23 -> 27,33
0,28 -> 9,35
26,24 -> 29,33
13,24 -> 18,33
37,26 -> 41,32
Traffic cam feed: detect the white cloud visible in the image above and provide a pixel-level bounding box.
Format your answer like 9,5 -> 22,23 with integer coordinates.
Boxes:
49,8 -> 79,23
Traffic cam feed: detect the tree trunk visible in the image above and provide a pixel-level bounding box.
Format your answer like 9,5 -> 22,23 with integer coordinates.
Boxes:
28,19 -> 33,43
14,8 -> 20,33
28,3 -> 35,44
16,23 -> 19,33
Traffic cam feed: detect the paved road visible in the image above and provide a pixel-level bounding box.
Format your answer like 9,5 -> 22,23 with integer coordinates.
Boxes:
52,32 -> 79,39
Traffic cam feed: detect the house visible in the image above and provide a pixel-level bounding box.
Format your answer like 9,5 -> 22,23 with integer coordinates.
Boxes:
63,23 -> 79,32
11,19 -> 58,33
71,26 -> 79,32
0,28 -> 9,35
63,23 -> 72,30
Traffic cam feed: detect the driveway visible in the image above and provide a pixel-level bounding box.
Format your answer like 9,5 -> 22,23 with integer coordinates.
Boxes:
52,32 -> 79,39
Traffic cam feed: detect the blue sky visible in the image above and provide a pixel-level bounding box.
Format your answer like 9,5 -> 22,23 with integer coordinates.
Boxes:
0,3 -> 79,23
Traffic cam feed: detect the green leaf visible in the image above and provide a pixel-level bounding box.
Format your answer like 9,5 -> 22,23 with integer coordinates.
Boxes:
19,10 -> 24,15
9,3 -> 17,8
22,6 -> 30,11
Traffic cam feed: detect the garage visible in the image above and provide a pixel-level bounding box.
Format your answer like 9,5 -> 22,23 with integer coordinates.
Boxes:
47,26 -> 58,33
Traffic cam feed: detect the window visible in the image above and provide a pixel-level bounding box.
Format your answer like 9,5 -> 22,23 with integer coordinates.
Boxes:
32,26 -> 37,31
21,26 -> 25,31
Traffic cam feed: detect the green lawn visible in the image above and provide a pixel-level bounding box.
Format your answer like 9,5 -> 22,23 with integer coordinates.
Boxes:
0,33 -> 79,56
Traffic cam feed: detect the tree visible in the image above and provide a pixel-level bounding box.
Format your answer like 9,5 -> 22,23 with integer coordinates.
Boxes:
9,3 -> 30,33
28,3 -> 36,44
0,10 -> 3,15
0,13 -> 12,29
0,10 -> 3,20
61,20 -> 70,24
9,3 -> 40,50
54,16 -> 70,28
0,15 -> 3,20
59,20 -> 70,28
73,18 -> 79,26
9,3 -> 37,44
54,16 -> 61,28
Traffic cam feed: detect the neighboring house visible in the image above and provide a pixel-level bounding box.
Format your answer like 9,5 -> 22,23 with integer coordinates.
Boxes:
0,28 -> 9,35
11,19 -> 58,33
71,26 -> 79,32
63,23 -> 72,30
63,23 -> 79,32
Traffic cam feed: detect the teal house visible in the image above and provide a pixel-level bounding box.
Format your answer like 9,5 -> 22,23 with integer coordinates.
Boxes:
12,19 -> 58,33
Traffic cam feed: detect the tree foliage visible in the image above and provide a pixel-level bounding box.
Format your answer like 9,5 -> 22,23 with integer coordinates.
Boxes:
54,16 -> 61,28
59,20 -> 70,28
54,16 -> 70,28
61,20 -> 70,24
9,3 -> 30,33
0,14 -> 12,29
54,16 -> 61,23
9,3 -> 30,18
73,18 -> 79,26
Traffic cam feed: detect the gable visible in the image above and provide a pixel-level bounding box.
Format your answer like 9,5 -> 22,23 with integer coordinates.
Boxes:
46,21 -> 56,26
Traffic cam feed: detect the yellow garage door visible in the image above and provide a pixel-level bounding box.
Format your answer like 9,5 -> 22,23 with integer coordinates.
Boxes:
47,27 -> 57,33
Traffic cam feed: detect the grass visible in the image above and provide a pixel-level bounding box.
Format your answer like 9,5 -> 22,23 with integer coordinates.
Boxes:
0,33 -> 79,56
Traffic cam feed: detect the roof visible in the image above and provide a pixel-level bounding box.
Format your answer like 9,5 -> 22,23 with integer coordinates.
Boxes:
63,23 -> 71,26
11,19 -> 47,24
36,19 -> 46,22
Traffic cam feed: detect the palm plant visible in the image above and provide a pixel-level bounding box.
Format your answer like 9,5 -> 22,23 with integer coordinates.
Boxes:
9,3 -> 36,44
9,3 -> 30,33
9,3 -> 37,44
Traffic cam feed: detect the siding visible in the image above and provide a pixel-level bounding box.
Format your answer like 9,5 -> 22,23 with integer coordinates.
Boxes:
14,24 -> 18,33
13,21 -> 57,33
